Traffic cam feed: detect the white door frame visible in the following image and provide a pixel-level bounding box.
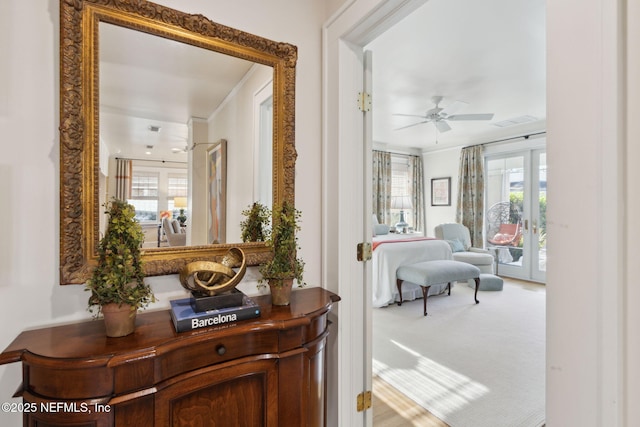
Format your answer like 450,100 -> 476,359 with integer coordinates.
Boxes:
322,2 -> 428,425
530,148 -> 546,282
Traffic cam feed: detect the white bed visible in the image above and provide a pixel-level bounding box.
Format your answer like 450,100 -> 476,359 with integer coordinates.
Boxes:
372,236 -> 454,308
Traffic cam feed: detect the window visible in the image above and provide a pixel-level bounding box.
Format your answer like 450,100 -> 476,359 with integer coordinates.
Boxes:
167,173 -> 188,216
390,155 -> 413,228
129,171 -> 159,222
125,165 -> 188,223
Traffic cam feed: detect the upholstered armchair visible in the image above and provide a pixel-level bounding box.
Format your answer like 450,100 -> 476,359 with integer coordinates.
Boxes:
372,214 -> 391,236
434,223 -> 495,274
162,217 -> 186,246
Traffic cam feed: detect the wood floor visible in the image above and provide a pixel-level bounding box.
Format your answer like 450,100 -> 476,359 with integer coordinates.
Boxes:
372,374 -> 449,426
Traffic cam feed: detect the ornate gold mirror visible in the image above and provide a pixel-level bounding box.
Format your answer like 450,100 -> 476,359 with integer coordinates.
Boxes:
60,0 -> 297,284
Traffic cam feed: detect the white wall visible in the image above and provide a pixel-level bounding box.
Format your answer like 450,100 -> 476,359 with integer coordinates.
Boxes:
546,0 -> 631,425
188,118 -> 210,245
207,65 -> 273,244
627,2 -> 640,423
0,1 -> 327,425
422,147 -> 461,235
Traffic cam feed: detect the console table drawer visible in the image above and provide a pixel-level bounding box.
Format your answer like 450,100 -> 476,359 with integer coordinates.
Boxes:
155,329 -> 279,382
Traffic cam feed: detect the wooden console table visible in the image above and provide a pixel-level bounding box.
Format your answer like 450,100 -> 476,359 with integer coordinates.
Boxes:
0,287 -> 339,427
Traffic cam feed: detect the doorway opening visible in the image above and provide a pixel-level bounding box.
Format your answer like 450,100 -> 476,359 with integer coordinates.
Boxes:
362,1 -> 546,424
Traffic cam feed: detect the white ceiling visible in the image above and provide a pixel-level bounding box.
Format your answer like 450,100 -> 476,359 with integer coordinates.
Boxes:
366,0 -> 546,152
99,22 -> 265,161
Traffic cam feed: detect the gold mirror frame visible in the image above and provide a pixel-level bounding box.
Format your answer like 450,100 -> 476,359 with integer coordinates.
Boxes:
59,0 -> 297,284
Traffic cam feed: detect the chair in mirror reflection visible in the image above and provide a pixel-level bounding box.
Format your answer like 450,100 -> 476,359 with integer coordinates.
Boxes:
162,217 -> 186,247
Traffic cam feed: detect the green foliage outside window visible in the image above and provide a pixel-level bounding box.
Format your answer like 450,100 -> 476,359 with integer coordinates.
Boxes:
509,192 -> 547,248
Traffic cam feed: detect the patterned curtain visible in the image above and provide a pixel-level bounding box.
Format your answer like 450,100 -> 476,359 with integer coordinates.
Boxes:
408,155 -> 425,233
456,145 -> 484,246
372,150 -> 392,225
115,158 -> 132,201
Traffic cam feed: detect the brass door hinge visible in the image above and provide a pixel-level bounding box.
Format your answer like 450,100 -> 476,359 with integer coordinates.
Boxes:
357,390 -> 372,412
357,242 -> 372,262
357,91 -> 372,112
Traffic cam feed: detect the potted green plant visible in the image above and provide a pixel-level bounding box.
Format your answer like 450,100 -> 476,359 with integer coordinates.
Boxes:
240,202 -> 270,242
258,200 -> 305,305
86,199 -> 155,337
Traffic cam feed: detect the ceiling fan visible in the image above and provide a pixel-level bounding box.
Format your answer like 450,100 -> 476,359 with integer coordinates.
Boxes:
394,95 -> 494,133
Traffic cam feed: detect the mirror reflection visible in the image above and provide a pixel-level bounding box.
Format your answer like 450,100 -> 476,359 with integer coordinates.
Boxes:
59,0 -> 297,284
98,22 -> 273,248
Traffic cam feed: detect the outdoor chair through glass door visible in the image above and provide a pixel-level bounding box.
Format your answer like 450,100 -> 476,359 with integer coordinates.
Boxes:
485,149 -> 546,282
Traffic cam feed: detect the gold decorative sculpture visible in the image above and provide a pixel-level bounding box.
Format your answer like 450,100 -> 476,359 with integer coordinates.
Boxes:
180,248 -> 247,296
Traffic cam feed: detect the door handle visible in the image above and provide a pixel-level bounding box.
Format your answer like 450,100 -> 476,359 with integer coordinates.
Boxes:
524,219 -> 529,232
533,219 -> 538,234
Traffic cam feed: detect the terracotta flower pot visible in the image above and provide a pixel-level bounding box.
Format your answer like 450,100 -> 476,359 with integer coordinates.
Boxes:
102,303 -> 136,337
268,278 -> 294,306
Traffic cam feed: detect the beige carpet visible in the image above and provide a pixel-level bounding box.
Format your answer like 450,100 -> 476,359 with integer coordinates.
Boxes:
372,279 -> 545,427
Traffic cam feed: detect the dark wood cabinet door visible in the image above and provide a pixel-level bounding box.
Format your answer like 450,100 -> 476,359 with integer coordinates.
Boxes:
155,358 -> 278,427
22,391 -> 114,427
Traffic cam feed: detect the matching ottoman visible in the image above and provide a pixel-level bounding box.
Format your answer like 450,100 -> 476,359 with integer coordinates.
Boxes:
452,251 -> 495,274
472,273 -> 504,291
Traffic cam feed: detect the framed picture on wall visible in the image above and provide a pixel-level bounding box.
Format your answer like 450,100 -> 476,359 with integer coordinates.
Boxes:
207,139 -> 227,244
431,177 -> 451,206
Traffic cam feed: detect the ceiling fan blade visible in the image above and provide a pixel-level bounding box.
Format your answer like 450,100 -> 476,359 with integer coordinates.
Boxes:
435,120 -> 451,133
439,100 -> 468,117
394,120 -> 430,131
447,113 -> 494,121
393,113 -> 428,119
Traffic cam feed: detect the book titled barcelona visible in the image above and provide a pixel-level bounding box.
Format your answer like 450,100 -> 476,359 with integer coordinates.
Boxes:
170,295 -> 261,332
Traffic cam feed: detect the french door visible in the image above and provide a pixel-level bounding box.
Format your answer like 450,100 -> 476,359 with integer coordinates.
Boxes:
485,148 -> 546,282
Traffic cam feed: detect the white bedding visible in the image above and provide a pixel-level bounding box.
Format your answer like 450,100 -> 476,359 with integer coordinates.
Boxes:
372,237 -> 454,308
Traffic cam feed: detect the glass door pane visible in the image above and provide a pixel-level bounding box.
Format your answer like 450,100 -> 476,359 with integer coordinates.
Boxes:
485,154 -> 528,279
485,149 -> 546,283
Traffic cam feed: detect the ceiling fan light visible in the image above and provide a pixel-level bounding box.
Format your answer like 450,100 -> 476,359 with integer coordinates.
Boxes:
171,145 -> 188,153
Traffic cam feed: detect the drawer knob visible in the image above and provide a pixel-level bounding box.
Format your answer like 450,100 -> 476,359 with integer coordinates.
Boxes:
216,345 -> 226,356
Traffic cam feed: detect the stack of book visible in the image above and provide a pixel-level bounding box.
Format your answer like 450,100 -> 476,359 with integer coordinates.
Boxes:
170,293 -> 261,332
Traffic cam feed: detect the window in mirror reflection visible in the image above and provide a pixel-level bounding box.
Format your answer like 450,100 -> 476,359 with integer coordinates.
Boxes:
130,170 -> 159,222
167,173 -> 188,219
123,163 -> 188,247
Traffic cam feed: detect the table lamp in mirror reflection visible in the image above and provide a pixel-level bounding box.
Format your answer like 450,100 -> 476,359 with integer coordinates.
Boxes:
174,197 -> 188,226
392,195 -> 412,233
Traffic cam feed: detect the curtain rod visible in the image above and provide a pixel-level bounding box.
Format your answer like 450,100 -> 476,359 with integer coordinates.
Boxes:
115,157 -> 187,165
373,149 -> 419,157
475,131 -> 547,148
378,131 -> 547,155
